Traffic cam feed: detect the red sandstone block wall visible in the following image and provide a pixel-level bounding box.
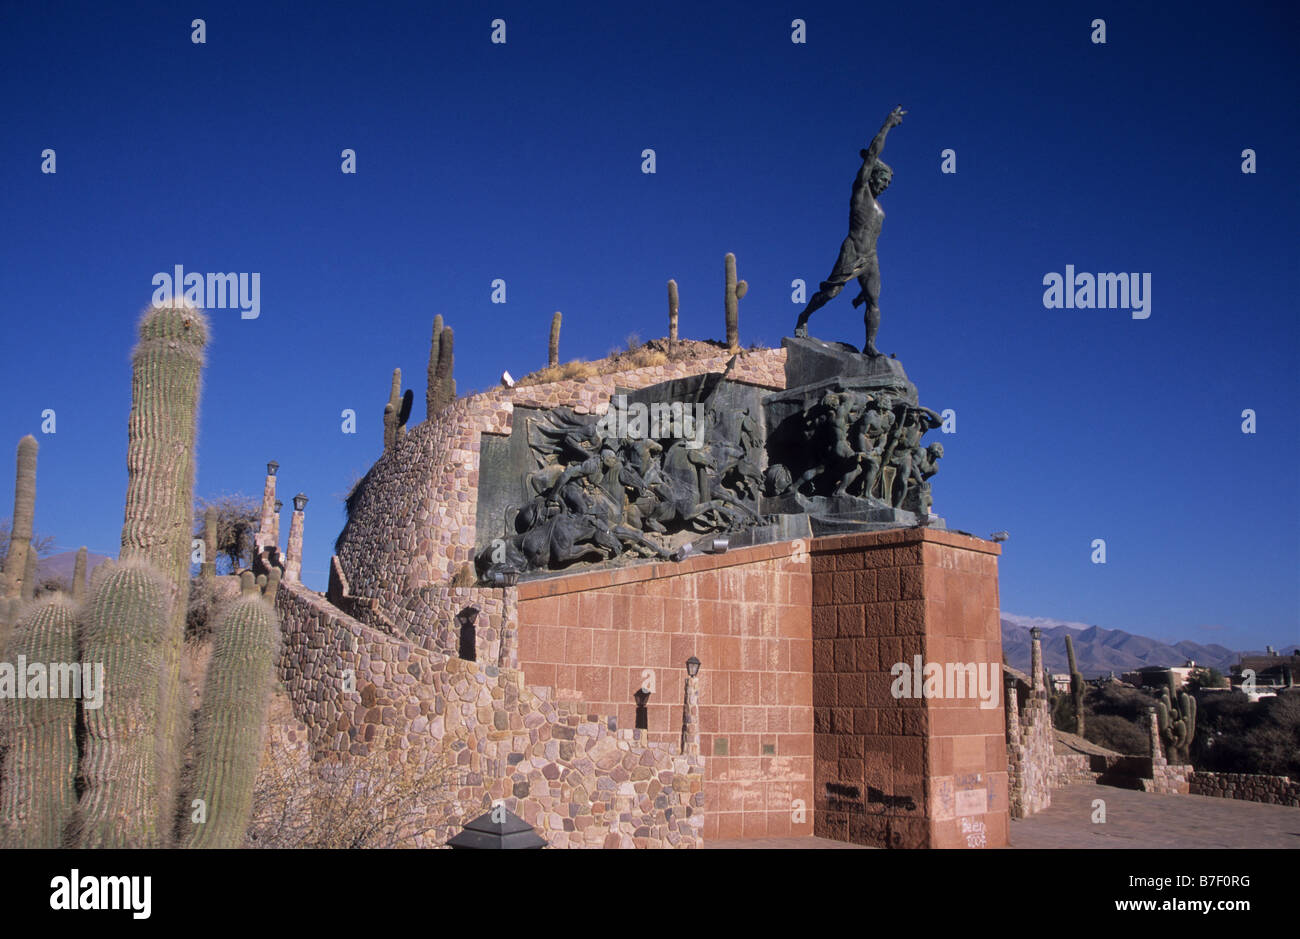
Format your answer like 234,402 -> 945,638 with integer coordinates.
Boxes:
517,543 -> 814,841
811,528 -> 1008,849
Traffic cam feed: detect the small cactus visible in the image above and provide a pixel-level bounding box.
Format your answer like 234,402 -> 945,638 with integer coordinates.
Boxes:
74,560 -> 170,848
667,279 -> 679,342
426,314 -> 443,419
182,569 -> 282,848
549,311 -> 562,368
724,253 -> 747,351
1065,634 -> 1085,736
72,546 -> 88,601
1155,672 -> 1197,763
0,595 -> 79,847
3,435 -> 38,600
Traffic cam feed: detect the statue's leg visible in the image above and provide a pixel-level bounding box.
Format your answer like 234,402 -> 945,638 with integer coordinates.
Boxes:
860,264 -> 882,356
795,240 -> 856,337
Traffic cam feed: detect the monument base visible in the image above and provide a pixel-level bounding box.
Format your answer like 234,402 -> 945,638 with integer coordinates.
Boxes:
811,527 -> 1008,849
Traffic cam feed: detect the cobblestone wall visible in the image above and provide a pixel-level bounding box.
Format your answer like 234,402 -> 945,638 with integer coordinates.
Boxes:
274,581 -> 704,847
1007,686 -> 1055,817
1189,772 -> 1299,806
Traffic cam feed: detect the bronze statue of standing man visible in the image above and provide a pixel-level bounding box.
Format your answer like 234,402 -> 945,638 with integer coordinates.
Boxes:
794,106 -> 906,356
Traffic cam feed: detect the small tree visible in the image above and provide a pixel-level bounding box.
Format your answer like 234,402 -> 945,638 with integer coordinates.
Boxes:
245,743 -> 455,848
0,518 -> 56,561
194,494 -> 260,574
1187,666 -> 1227,692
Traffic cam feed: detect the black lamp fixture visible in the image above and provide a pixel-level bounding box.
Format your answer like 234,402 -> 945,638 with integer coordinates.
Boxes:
267,460 -> 279,476
292,493 -> 308,512
686,656 -> 701,678
1030,626 -> 1042,640
274,499 -> 283,512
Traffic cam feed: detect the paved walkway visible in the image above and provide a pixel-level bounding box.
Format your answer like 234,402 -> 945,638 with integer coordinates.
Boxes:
703,785 -> 1300,849
1008,784 -> 1300,849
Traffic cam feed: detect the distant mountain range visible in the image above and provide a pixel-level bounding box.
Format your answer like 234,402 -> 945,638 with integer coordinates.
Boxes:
35,549 -> 112,585
1001,613 -> 1298,678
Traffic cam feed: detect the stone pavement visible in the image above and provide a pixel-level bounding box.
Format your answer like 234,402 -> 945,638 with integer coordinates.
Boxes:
1007,784 -> 1300,849
702,784 -> 1300,849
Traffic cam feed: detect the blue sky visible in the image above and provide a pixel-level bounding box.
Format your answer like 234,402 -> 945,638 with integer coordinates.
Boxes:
0,1 -> 1296,649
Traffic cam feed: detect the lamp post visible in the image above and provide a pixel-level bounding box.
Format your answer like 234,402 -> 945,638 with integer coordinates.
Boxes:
681,657 -> 702,757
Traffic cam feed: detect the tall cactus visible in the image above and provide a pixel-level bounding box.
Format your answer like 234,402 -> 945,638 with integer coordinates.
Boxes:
724,253 -> 747,351
426,314 -> 443,418
0,595 -> 79,847
383,368 -> 403,450
549,311 -> 562,368
0,297 -> 285,850
667,279 -> 679,342
1065,633 -> 1085,735
119,300 -> 207,841
3,435 -> 38,599
74,560 -> 169,848
182,570 -> 282,848
20,548 -> 36,601
72,546 -> 88,601
433,326 -> 455,412
1156,672 -> 1197,764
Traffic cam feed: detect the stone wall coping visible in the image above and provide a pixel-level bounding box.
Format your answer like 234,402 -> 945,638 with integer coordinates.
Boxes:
810,526 -> 1001,556
517,539 -> 804,600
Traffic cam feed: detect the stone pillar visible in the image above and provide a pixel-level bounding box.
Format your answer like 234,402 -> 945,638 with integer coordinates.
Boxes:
1148,707 -> 1165,765
1030,627 -> 1045,699
285,494 -> 306,583
811,528 -> 1008,849
256,460 -> 279,552
680,662 -> 701,758
271,499 -> 282,550
1004,681 -> 1021,742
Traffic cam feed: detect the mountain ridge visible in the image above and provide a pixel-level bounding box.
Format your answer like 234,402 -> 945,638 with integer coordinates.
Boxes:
1000,613 -> 1296,677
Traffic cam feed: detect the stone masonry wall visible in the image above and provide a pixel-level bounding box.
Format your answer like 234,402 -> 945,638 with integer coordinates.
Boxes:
515,540 -> 814,841
1189,772 -> 1300,806
1007,687 -> 1054,817
275,581 -> 705,847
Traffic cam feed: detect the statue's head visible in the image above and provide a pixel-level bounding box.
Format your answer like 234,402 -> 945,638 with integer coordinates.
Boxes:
869,161 -> 893,196
928,442 -> 944,459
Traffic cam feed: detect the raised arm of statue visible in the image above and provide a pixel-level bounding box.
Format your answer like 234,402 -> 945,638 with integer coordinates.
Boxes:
863,106 -> 906,163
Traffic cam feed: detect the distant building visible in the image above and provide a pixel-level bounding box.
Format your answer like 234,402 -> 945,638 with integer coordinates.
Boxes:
1231,647 -> 1297,693
1121,662 -> 1201,690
